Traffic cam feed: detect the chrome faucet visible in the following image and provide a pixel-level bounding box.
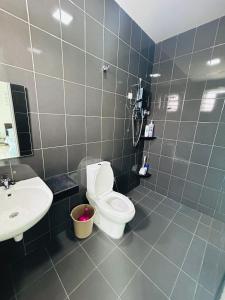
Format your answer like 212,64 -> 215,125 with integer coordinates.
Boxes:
0,176 -> 15,189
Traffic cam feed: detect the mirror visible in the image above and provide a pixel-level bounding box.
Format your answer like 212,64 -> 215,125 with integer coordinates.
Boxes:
0,81 -> 32,160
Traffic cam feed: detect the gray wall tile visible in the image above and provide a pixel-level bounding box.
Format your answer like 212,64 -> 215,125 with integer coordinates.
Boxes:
0,11 -> 32,69
28,0 -> 60,37
61,0 -> 84,49
31,27 -> 63,78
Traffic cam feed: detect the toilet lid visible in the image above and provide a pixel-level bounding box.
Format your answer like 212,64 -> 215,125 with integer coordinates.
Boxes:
107,197 -> 128,212
95,162 -> 114,197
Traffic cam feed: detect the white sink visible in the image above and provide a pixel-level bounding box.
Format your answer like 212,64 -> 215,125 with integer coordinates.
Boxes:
0,177 -> 53,242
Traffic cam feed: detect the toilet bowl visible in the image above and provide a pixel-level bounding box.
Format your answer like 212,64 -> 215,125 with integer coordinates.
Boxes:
86,161 -> 135,239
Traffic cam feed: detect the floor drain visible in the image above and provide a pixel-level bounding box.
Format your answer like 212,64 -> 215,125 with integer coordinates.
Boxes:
9,212 -> 19,218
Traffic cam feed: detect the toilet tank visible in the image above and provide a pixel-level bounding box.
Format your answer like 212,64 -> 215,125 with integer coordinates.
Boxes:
86,161 -> 114,198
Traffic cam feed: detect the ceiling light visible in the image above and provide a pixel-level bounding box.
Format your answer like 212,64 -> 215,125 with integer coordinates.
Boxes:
149,73 -> 161,78
206,58 -> 221,66
53,9 -> 73,25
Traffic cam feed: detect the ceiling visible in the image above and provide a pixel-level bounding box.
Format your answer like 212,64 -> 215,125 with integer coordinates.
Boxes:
115,0 -> 225,42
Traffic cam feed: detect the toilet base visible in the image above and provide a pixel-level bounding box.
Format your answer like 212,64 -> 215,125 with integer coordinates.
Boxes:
95,215 -> 126,239
92,207 -> 125,239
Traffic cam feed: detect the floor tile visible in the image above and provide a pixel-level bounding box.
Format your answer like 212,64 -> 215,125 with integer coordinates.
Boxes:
17,269 -> 66,300
119,232 -> 151,266
134,185 -> 151,195
126,190 -> 143,203
121,270 -> 168,300
12,249 -> 52,294
154,203 -> 177,219
55,246 -> 95,294
182,237 -> 206,280
155,222 -> 193,267
199,214 -> 212,226
141,249 -> 179,296
208,228 -> 225,250
46,230 -> 80,264
199,244 -> 225,294
98,248 -> 137,295
69,270 -> 117,300
135,212 -> 170,245
127,203 -> 151,230
171,271 -> 196,300
139,195 -> 160,210
82,231 -> 115,265
173,212 -> 198,233
196,223 -> 210,241
162,197 -> 181,210
179,205 -> 201,221
149,191 -> 166,202
194,285 -> 214,300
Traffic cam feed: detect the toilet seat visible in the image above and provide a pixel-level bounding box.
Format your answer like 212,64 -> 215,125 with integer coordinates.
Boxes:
97,191 -> 135,223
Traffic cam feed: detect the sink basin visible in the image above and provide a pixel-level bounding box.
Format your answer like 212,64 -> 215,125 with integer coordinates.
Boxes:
0,177 -> 53,242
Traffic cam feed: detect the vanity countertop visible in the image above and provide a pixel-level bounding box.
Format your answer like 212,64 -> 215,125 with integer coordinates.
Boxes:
44,174 -> 79,201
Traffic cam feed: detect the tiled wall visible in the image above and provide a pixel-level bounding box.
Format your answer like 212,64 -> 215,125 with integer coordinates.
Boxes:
0,0 -> 154,194
142,16 -> 225,222
0,0 -> 154,256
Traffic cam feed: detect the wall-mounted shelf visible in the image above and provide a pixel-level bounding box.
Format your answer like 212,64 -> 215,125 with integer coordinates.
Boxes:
137,173 -> 152,178
140,136 -> 157,140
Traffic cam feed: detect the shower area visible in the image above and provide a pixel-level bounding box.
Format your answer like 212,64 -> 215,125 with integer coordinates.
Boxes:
134,15 -> 225,300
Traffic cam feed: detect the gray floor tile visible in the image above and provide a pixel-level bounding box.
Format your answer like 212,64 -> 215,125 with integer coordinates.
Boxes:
208,228 -> 225,250
182,237 -> 206,280
82,231 -> 115,265
149,191 -> 166,202
98,248 -> 137,295
55,246 -> 95,294
155,223 -> 193,267
134,185 -> 151,195
155,203 -> 177,220
139,195 -> 159,210
17,269 -> 66,300
141,249 -> 179,296
195,285 -> 214,300
163,197 -> 181,210
12,249 -> 52,294
126,189 -> 144,203
199,214 -> 212,226
69,270 -> 117,300
199,244 -> 225,294
119,232 -> 151,266
127,204 -> 151,230
179,205 -> 201,221
173,212 -> 198,233
135,212 -> 170,245
121,270 -> 168,300
196,223 -> 210,241
46,230 -> 80,264
171,271 -> 196,300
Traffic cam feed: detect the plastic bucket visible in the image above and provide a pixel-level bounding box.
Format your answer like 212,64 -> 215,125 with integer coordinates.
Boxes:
70,204 -> 95,239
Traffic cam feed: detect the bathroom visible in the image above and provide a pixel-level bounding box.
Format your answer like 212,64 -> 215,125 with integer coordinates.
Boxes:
0,0 -> 225,299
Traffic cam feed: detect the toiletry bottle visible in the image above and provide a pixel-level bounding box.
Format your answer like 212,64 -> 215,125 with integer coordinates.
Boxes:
148,121 -> 154,137
144,124 -> 149,137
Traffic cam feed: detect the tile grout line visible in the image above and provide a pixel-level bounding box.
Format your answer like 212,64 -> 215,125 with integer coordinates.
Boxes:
25,0 -> 46,179
59,0 -> 69,174
194,17 -> 222,214
79,242 -> 120,298
168,208 -> 202,299
47,250 -> 70,300
166,28 -> 197,200
119,194 -> 182,299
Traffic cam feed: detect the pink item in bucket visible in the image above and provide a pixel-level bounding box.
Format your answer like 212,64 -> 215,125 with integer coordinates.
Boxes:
78,207 -> 91,221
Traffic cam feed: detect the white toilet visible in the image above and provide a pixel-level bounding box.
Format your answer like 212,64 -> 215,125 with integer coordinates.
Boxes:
86,161 -> 135,239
